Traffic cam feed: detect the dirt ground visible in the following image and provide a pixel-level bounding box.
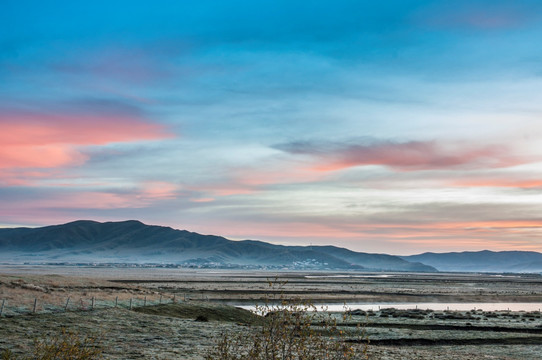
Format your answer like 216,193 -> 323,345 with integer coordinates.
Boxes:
2,266 -> 542,359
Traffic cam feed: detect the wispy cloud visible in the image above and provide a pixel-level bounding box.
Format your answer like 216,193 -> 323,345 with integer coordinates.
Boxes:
275,139 -> 525,172
0,179 -> 183,226
452,177 -> 542,189
138,181 -> 181,201
0,108 -> 172,184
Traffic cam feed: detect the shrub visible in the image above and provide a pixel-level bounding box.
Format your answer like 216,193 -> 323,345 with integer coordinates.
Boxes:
1,328 -> 103,360
1,349 -> 15,360
206,279 -> 368,360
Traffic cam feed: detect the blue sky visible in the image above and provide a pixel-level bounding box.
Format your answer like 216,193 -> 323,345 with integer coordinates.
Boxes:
2,0 -> 542,254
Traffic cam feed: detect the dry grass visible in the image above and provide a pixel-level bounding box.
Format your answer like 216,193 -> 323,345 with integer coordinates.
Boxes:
206,280 -> 369,360
1,328 -> 103,360
3,269 -> 542,359
0,274 -> 167,313
134,302 -> 261,324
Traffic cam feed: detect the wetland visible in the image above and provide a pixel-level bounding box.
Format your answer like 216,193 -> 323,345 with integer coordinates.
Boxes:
1,266 -> 542,359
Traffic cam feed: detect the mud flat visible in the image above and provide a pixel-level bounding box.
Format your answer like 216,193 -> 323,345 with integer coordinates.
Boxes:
1,267 -> 542,359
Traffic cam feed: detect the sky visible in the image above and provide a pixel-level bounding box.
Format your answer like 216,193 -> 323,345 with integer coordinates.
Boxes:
2,0 -> 542,254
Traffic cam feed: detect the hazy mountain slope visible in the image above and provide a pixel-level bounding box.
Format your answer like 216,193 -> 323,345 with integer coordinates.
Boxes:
402,250 -> 542,272
0,220 -> 435,271
315,245 -> 434,272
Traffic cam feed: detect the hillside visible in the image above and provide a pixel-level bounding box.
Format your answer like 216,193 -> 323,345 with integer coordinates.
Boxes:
401,250 -> 542,273
0,220 -> 435,272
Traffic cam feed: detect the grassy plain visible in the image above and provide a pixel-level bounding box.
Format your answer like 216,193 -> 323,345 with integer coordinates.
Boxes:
1,266 -> 542,359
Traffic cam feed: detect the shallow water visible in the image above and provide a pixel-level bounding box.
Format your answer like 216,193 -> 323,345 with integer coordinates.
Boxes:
239,302 -> 542,312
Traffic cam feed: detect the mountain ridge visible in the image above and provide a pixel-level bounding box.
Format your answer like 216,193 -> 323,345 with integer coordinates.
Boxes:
0,220 -> 435,272
3,220 -> 542,273
401,250 -> 542,273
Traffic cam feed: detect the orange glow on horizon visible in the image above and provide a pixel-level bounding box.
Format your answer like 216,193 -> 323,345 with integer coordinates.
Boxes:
453,179 -> 542,189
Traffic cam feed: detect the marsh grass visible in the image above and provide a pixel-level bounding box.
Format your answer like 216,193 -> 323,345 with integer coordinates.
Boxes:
1,328 -> 103,360
206,279 -> 369,360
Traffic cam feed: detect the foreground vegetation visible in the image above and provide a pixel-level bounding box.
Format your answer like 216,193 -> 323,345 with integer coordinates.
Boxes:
206,280 -> 369,360
3,271 -> 542,359
1,329 -> 103,360
2,281 -> 369,360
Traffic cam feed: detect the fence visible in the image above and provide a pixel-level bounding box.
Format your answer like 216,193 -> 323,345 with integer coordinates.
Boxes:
0,293 -> 201,317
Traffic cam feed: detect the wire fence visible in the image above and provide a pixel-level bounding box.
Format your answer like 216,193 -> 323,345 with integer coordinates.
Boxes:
0,293 -> 196,317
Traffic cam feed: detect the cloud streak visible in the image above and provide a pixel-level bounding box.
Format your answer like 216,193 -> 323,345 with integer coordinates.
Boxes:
275,139 -> 525,172
0,109 -> 170,146
452,178 -> 542,189
0,109 -> 172,183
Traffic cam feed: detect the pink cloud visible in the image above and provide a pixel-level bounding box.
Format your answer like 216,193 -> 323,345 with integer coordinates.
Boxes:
278,140 -> 524,172
0,110 -> 172,182
189,184 -> 257,197
189,197 -> 215,203
0,110 -> 170,147
62,182 -> 182,209
185,216 -> 542,254
138,181 -> 181,201
0,192 -> 132,211
0,181 -> 182,220
187,164 -> 326,199
452,178 -> 542,189
194,220 -> 365,241
351,220 -> 542,232
0,170 -> 55,186
0,144 -> 87,170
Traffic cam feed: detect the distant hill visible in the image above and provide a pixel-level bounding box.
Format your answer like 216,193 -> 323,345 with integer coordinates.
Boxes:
0,220 -> 435,272
401,250 -> 542,273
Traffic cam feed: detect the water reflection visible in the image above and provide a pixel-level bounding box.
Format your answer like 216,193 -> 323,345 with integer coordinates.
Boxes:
239,302 -> 542,312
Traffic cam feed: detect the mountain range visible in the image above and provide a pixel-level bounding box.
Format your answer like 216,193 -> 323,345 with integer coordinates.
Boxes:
401,251 -> 542,273
0,220 -> 434,272
0,220 -> 541,273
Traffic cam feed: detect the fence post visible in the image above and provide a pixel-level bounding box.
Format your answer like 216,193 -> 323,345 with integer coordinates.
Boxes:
173,294 -> 176,304
0,299 -> 5,316
64,297 -> 70,311
129,298 -> 133,310
115,296 -> 118,308
91,297 -> 95,311
33,298 -> 37,313
144,296 -> 147,306
160,295 -> 162,304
